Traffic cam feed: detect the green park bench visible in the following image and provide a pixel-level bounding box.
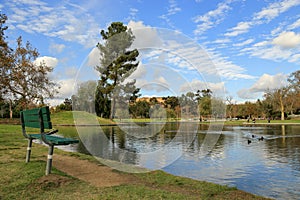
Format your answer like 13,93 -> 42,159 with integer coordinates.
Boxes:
20,106 -> 79,175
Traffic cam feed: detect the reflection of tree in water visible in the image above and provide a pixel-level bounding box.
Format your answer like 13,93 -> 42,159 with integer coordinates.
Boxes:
102,126 -> 129,151
264,125 -> 300,172
187,124 -> 227,155
78,126 -> 138,165
100,123 -> 198,157
189,132 -> 226,156
77,141 -> 92,155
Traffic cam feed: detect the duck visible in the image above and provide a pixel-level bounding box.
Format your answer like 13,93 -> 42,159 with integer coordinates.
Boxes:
247,139 -> 252,144
258,136 -> 264,141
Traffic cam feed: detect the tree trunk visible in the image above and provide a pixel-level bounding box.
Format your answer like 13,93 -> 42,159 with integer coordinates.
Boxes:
9,99 -> 13,119
110,96 -> 116,121
279,95 -> 285,120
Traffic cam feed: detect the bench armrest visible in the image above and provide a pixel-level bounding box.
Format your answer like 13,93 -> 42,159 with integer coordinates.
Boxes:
41,129 -> 58,145
46,129 -> 58,135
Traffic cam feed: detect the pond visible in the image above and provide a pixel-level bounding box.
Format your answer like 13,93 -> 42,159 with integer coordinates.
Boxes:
57,123 -> 300,200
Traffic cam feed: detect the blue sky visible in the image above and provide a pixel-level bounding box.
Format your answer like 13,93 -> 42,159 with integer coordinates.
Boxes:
1,0 -> 300,105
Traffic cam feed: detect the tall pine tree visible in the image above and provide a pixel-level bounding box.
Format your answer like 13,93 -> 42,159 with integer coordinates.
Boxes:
95,22 -> 139,119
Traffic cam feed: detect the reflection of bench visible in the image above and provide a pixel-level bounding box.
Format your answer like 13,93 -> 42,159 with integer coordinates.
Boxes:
21,106 -> 79,175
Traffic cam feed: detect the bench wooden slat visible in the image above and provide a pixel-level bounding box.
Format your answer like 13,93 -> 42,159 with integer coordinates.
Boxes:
22,106 -> 50,117
23,113 -> 51,122
21,107 -> 52,129
22,121 -> 52,129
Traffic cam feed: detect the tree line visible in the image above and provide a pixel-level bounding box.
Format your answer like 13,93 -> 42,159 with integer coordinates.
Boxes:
226,70 -> 300,120
70,70 -> 299,121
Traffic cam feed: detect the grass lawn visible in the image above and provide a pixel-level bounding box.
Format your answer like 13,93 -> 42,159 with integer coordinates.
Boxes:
255,119 -> 300,123
51,111 -> 115,125
0,124 -> 271,200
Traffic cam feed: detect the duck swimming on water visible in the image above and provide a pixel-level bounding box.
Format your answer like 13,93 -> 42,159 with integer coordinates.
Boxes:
258,136 -> 264,141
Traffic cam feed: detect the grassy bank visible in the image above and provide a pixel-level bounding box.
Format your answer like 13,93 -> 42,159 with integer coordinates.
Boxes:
0,124 -> 270,200
51,111 -> 115,125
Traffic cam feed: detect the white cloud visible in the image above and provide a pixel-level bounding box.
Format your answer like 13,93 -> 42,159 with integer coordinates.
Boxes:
288,18 -> 300,29
193,0 -> 232,35
136,80 -> 170,93
225,0 -> 300,37
159,0 -> 181,28
128,21 -> 162,49
237,73 -> 288,99
240,31 -> 300,63
49,43 -> 65,54
251,46 -> 292,61
289,53 -> 300,63
208,51 -> 256,80
254,0 -> 300,22
272,31 -> 300,49
57,79 -> 76,98
64,66 -> 78,78
213,38 -> 231,44
180,79 -> 225,95
128,8 -> 138,20
251,73 -> 288,92
34,56 -> 58,68
130,26 -> 255,81
167,0 -> 181,15
253,41 -> 269,47
6,0 -> 100,48
225,22 -> 252,37
233,39 -> 254,47
154,76 -> 169,87
46,78 -> 76,106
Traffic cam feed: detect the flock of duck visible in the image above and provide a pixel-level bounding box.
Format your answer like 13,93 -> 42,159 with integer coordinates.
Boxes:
247,134 -> 264,144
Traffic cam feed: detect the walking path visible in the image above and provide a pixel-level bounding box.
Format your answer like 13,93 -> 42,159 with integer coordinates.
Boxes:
53,155 -> 135,187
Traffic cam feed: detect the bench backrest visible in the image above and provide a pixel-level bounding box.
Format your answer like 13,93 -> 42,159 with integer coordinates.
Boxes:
21,106 -> 52,130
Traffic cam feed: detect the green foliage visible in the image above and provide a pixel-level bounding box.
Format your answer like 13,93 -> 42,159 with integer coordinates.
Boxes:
56,98 -> 72,112
0,100 -> 20,118
163,96 -> 179,109
129,100 -> 150,118
195,89 -> 213,119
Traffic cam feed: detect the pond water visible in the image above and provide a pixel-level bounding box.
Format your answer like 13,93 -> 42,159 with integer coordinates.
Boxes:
58,124 -> 300,200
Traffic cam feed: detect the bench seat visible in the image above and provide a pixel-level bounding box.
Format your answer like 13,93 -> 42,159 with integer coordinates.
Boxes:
28,134 -> 79,145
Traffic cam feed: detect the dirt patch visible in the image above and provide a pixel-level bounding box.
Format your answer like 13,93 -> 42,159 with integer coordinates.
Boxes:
52,155 -> 135,187
36,174 -> 72,188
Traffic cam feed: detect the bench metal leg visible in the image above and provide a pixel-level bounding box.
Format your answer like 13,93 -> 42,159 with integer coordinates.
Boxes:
26,139 -> 33,163
46,145 -> 54,175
